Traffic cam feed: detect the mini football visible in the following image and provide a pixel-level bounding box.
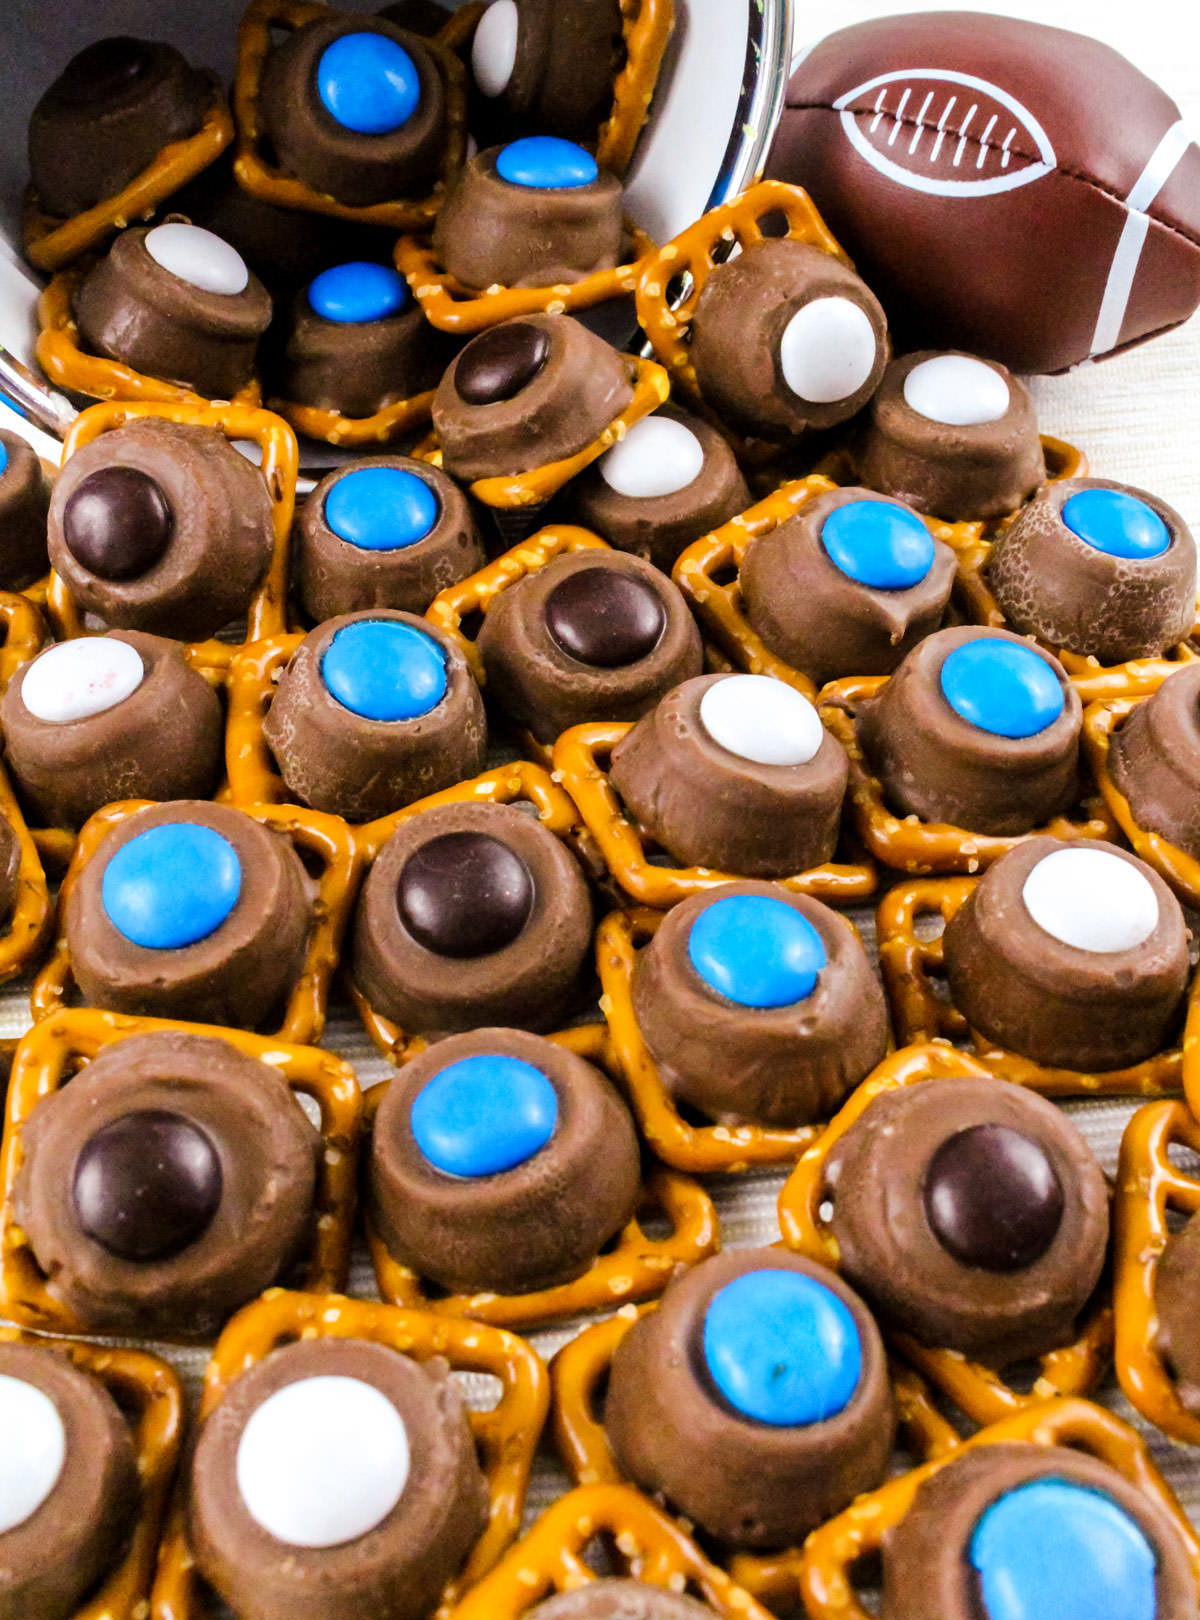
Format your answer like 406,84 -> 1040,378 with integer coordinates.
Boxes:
767,11 -> 1200,373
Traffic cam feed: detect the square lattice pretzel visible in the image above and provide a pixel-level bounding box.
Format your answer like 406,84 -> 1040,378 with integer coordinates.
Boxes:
149,1287 -> 549,1620
817,675 -> 1116,876
0,1326 -> 184,1620
345,762 -> 592,1063
44,398 -> 297,673
876,875 -> 1192,1097
22,82 -> 234,274
232,0 -> 470,231
794,1397 -> 1200,1620
365,1020 -> 719,1330
553,719 -> 878,910
442,1482 -> 775,1620
29,795 -> 361,1048
1113,1100 -> 1200,1446
0,1008 -> 362,1337
777,1041 -> 1114,1430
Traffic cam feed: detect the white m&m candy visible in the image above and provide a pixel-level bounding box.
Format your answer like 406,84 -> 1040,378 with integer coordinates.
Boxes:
903,354 -> 1010,427
236,1375 -> 410,1548
779,297 -> 880,404
0,1374 -> 67,1534
145,223 -> 250,297
1021,847 -> 1159,953
472,0 -> 519,97
20,637 -> 145,725
700,674 -> 825,766
599,416 -> 705,499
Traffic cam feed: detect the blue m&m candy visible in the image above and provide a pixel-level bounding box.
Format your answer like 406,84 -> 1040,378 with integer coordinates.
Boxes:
0,441 -> 8,477
688,895 -> 826,1009
820,500 -> 935,589
308,263 -> 409,324
1062,487 -> 1170,560
317,33 -> 420,134
703,1270 -> 862,1426
969,1478 -> 1157,1620
496,137 -> 599,189
940,639 -> 1064,738
411,1055 -> 558,1177
102,824 -> 241,949
321,619 -> 447,721
324,468 -> 439,551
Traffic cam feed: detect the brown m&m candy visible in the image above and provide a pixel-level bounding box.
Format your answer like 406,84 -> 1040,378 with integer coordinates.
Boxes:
605,1249 -> 894,1547
48,419 -> 274,641
882,1443 -> 1197,1620
469,0 -> 624,143
353,800 -> 592,1034
943,837 -> 1189,1072
72,223 -> 272,398
262,611 -> 486,822
986,477 -> 1196,664
1109,663 -> 1200,857
258,15 -> 447,207
820,1077 -> 1108,1363
432,139 -> 623,291
64,800 -> 310,1030
0,1341 -> 140,1620
858,626 -> 1081,835
0,428 -> 51,590
188,1336 -> 489,1620
688,239 -> 889,442
1,631 -> 223,831
631,883 -> 888,1128
855,351 -> 1045,521
739,487 -> 956,683
477,550 -> 701,743
566,406 -> 750,573
432,315 -> 633,480
609,674 -> 848,877
526,1586 -> 718,1620
294,457 -> 484,622
368,1027 -> 641,1295
13,1032 -> 320,1337
28,36 -> 212,218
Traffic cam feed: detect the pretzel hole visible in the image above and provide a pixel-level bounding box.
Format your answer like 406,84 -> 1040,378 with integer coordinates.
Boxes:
756,209 -> 790,240
459,608 -> 485,643
664,271 -> 691,308
1166,1140 -> 1200,1178
454,1369 -> 505,1414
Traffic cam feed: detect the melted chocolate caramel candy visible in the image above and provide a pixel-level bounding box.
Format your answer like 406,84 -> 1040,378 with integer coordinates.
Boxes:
986,477 -> 1196,664
858,625 -> 1081,835
0,815 -> 20,928
1108,662 -> 1200,857
606,1249 -> 894,1548
740,486 -> 956,684
263,611 -> 486,822
73,223 -> 272,399
14,1031 -> 320,1337
882,1443 -> 1197,1620
432,314 -> 633,480
47,419 -> 274,641
0,429 -> 51,590
65,800 -> 310,1030
258,17 -> 447,208
295,458 -> 484,622
477,549 -> 701,744
631,882 -> 888,1127
0,1341 -> 140,1620
566,407 -> 751,573
944,837 -> 1189,1072
855,351 -> 1045,521
432,138 -> 623,291
28,36 -> 212,218
470,0 -> 624,142
188,1337 -> 489,1620
352,798 -> 591,1034
73,1110 -> 223,1263
822,1076 -> 1108,1363
610,673 -> 849,877
369,1026 -> 640,1294
277,261 -> 458,419
527,1585 -> 719,1620
1154,1211 -> 1200,1415
689,239 -> 889,442
1,631 -> 223,831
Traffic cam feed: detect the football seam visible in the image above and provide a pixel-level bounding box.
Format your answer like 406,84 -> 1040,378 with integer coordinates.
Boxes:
787,101 -> 1200,249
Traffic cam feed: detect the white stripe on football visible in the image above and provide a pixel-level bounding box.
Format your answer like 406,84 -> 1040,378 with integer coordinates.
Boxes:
833,69 -> 1057,197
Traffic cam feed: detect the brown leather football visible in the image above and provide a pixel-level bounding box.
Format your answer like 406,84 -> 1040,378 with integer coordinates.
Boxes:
767,12 -> 1200,373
